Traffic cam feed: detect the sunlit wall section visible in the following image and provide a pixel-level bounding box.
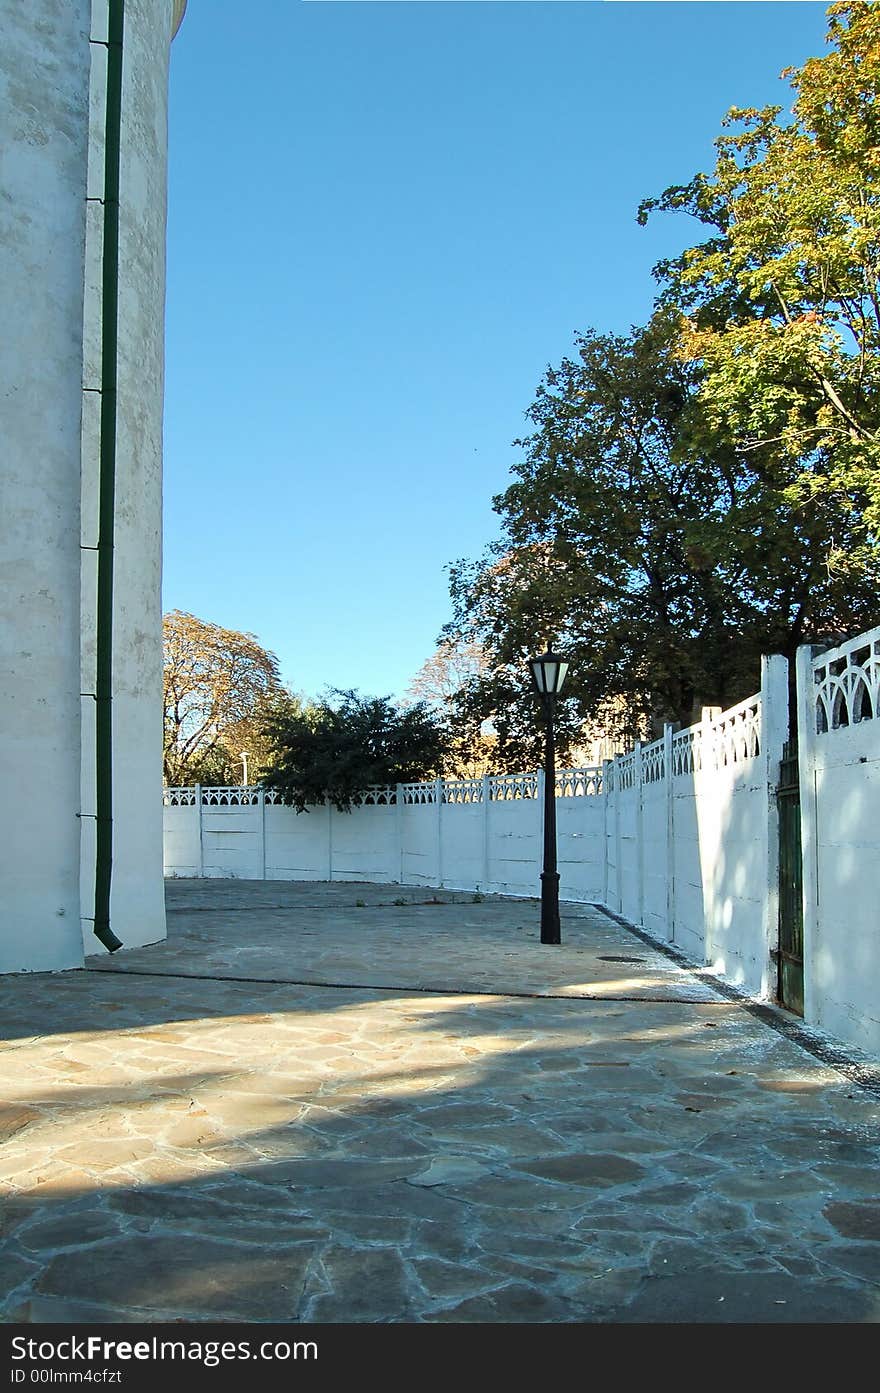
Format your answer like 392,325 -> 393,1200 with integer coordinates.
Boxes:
0,0 -> 185,973
0,0 -> 92,972
799,628 -> 880,1054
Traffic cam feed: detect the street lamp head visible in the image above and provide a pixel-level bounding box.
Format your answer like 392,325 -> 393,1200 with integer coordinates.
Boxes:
529,649 -> 569,698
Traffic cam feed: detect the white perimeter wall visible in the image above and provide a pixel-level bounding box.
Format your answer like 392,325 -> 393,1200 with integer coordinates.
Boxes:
163,629 -> 880,1059
603,656 -> 788,1001
799,633 -> 880,1054
164,772 -> 607,904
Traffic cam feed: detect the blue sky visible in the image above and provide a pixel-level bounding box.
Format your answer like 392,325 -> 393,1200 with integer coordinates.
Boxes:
163,1 -> 831,702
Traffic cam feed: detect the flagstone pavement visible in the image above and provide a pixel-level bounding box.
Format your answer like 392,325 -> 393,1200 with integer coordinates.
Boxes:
1,880 -> 878,1324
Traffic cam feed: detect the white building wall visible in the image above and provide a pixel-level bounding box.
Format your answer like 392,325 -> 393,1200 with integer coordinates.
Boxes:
1,0 -> 182,972
1,0 -> 92,973
106,0 -> 177,948
80,0 -> 177,952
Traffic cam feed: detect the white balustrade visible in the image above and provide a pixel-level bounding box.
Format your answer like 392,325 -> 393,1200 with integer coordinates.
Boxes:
556,767 -> 603,797
489,772 -> 539,801
443,779 -> 483,805
813,629 -> 880,733
642,739 -> 665,783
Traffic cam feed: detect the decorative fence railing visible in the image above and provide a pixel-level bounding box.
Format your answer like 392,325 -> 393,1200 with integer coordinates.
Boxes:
163,786 -> 286,807
161,628 -> 880,815
164,767 -> 604,807
163,690 -> 767,808
813,629 -> 880,733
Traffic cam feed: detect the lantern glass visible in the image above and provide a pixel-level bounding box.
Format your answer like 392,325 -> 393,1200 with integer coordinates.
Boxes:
529,651 -> 569,696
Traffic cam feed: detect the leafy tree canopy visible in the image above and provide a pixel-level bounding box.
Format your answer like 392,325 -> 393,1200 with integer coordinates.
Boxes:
406,638 -> 489,708
445,314 -> 880,764
447,5 -> 880,765
163,611 -> 289,785
405,639 -> 497,776
639,1 -> 880,543
261,690 -> 451,812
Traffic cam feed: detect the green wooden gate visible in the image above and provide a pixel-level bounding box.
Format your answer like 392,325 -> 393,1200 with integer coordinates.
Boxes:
776,739 -> 804,1016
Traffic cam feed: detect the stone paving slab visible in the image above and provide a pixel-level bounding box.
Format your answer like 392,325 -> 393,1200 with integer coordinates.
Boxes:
0,880 -> 878,1324
95,880 -> 725,1002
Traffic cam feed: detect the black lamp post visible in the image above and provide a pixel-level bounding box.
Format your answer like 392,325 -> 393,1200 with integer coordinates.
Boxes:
529,648 -> 570,944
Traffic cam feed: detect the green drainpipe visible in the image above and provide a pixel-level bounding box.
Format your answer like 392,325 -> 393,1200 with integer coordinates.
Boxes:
93,0 -> 125,952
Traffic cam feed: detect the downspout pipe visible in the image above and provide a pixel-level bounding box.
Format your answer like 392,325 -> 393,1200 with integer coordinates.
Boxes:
93,0 -> 125,952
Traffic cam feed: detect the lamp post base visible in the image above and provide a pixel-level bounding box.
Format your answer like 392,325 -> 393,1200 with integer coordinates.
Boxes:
540,870 -> 561,944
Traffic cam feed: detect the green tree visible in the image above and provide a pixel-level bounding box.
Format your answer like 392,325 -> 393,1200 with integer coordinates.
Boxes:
446,315 -> 877,763
261,690 -> 451,812
639,1 -> 880,556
